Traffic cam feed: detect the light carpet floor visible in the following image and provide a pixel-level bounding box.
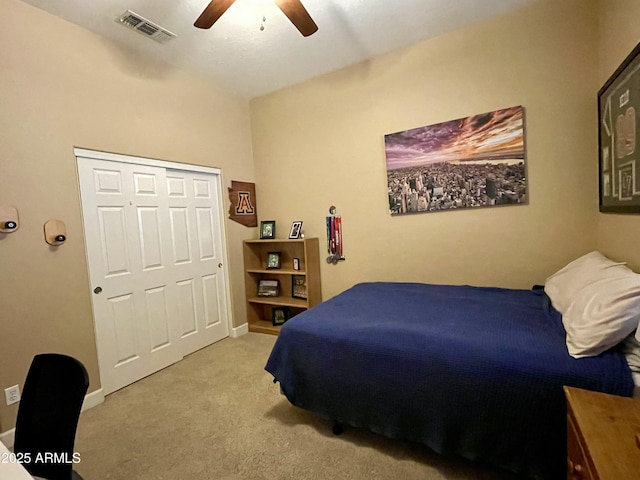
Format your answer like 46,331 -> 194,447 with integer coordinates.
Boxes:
74,333 -> 525,479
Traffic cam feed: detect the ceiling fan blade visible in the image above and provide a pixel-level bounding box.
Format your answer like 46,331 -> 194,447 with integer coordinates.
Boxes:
194,0 -> 236,29
275,0 -> 318,37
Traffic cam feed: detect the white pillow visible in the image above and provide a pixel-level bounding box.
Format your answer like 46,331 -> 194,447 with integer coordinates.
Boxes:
622,334 -> 640,372
545,251 -> 626,314
545,251 -> 640,358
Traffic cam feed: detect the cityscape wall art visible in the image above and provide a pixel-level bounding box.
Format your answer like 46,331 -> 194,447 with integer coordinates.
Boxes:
385,106 -> 527,215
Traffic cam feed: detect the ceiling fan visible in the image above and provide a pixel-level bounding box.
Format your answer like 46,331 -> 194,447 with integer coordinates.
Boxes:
194,0 -> 318,37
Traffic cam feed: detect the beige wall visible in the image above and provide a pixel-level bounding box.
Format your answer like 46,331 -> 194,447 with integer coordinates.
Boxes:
0,0 -> 255,431
250,0 -> 600,301
596,0 -> 640,269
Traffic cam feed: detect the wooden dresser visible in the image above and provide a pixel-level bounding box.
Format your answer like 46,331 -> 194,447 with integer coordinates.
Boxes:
564,386 -> 640,479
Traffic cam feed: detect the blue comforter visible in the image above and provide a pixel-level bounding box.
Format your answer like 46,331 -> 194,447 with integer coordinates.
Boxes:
265,282 -> 634,479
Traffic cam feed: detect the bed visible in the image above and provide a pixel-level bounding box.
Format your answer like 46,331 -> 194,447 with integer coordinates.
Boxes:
265,278 -> 636,479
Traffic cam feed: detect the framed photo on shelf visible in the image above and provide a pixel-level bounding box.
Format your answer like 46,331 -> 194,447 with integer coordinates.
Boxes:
258,279 -> 279,297
292,274 -> 307,299
293,258 -> 300,271
260,220 -> 276,239
266,252 -> 281,269
272,306 -> 291,326
288,221 -> 303,239
598,40 -> 640,213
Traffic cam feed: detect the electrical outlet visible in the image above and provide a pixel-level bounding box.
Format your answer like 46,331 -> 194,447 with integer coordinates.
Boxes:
4,385 -> 20,405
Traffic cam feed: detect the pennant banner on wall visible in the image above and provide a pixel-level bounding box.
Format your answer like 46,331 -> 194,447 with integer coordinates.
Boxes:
228,181 -> 257,227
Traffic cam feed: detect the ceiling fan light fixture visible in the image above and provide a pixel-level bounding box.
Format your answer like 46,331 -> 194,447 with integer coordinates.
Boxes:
195,0 -> 317,37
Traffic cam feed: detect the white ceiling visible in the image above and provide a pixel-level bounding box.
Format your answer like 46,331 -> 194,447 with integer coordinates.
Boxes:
19,0 -> 537,99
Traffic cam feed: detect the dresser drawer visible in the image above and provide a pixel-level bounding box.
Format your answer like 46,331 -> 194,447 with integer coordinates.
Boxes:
567,412 -> 595,480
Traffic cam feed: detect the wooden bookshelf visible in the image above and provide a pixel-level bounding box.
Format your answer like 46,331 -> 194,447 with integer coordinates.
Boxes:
243,237 -> 321,335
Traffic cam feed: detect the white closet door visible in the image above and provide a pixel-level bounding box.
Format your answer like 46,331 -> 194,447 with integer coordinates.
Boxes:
167,170 -> 229,355
77,154 -> 230,394
78,158 -> 180,394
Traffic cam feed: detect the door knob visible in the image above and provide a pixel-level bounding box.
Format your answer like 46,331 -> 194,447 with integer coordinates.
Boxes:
218,263 -> 223,268
93,286 -> 103,294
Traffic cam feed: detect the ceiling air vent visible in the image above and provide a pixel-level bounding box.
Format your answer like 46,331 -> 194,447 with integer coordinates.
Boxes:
116,10 -> 176,44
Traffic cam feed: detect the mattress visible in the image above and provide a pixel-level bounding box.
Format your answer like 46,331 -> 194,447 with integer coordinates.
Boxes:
266,282 -> 634,479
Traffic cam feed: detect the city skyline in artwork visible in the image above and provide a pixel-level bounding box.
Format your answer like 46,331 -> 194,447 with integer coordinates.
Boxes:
385,106 -> 527,215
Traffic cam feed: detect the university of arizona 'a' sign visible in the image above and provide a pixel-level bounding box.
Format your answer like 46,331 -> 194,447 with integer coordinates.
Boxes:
228,180 -> 257,227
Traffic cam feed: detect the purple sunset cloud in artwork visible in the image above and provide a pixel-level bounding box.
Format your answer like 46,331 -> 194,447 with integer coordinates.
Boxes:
385,106 -> 524,170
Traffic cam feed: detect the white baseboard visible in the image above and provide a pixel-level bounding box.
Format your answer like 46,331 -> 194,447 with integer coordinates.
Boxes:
0,388 -> 105,449
0,428 -> 14,448
230,323 -> 248,338
82,387 -> 105,412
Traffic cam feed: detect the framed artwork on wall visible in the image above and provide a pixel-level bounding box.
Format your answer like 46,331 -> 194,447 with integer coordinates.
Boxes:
599,40 -> 640,213
384,106 -> 527,215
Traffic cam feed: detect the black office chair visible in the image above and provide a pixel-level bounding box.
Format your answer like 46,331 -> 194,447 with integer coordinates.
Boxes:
13,353 -> 89,480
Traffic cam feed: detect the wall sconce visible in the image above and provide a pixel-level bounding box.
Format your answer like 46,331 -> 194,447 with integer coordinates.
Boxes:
44,219 -> 67,246
0,205 -> 20,233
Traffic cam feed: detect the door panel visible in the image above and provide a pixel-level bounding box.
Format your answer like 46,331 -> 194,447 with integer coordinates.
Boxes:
202,273 -> 221,327
176,279 -> 198,338
133,172 -> 158,195
166,170 -> 229,355
109,293 -> 138,365
94,167 -> 123,193
196,207 -> 216,260
138,207 -> 163,270
99,207 -> 130,276
169,208 -> 191,264
145,286 -> 171,350
78,158 -> 181,394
